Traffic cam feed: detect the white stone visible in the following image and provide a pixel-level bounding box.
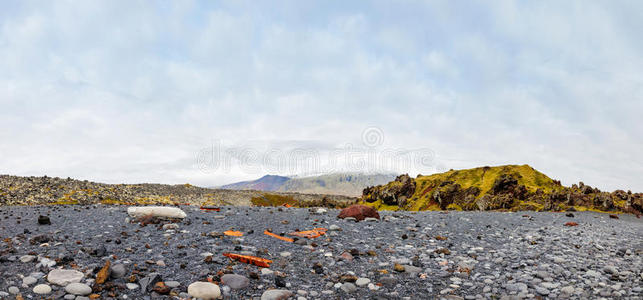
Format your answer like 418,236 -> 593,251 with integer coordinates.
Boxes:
8,286 -> 19,294
19,255 -> 36,263
261,289 -> 294,300
47,269 -> 84,286
33,284 -> 52,294
162,223 -> 179,230
126,283 -> 139,290
22,276 -> 37,285
355,278 -> 370,287
65,283 -> 92,295
261,268 -> 274,276
127,206 -> 186,219
187,282 -> 221,299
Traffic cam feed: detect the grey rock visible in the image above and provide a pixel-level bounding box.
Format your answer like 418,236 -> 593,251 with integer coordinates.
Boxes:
341,282 -> 357,293
261,289 -> 294,300
64,283 -> 92,295
221,274 -> 250,289
110,263 -> 127,278
8,286 -> 19,294
139,273 -> 162,292
47,269 -> 84,286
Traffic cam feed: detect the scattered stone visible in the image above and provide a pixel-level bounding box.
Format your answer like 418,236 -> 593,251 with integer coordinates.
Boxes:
38,215 -> 51,225
8,286 -> 19,294
127,206 -> 186,219
341,282 -> 357,293
337,205 -> 380,221
110,264 -> 127,278
64,283 -> 92,295
22,276 -> 37,285
261,289 -> 293,300
355,278 -> 370,287
394,263 -> 405,272
139,273 -> 162,292
33,284 -> 52,294
19,255 -> 35,263
47,269 -> 84,286
187,282 -> 221,299
221,274 -> 250,289
152,282 -> 171,294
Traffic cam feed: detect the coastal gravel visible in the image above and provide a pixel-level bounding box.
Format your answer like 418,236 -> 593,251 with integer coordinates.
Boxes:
1,205 -> 642,299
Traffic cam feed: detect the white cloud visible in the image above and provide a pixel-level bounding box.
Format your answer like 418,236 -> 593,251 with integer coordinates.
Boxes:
0,1 -> 641,191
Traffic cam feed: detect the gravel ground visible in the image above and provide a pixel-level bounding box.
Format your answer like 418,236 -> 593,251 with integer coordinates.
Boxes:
1,205 -> 641,299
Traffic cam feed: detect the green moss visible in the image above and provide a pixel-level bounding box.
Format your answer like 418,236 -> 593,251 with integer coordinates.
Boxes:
413,164 -> 557,199
446,203 -> 462,211
251,193 -> 298,207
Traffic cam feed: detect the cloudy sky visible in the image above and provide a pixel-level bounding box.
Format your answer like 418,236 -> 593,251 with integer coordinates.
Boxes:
1,1 -> 642,191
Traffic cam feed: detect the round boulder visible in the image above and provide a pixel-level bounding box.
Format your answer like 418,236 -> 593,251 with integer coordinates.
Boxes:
338,205 -> 380,221
47,269 -> 84,286
187,281 -> 221,299
65,283 -> 92,295
221,274 -> 250,290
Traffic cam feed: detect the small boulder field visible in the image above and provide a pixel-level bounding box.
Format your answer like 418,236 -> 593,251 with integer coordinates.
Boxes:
0,204 -> 641,299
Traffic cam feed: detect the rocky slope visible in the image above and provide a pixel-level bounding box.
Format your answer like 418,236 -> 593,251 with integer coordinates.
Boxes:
362,165 -> 643,214
0,206 -> 641,299
0,175 -> 357,208
220,173 -> 396,197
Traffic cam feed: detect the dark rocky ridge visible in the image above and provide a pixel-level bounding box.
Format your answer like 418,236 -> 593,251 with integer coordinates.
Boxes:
0,175 -> 357,208
362,165 -> 643,214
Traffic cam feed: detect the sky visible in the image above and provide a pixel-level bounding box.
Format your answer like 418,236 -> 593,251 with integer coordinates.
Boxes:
1,1 -> 642,191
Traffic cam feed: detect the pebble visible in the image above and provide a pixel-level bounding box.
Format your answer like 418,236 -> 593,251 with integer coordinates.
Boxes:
355,278 -> 370,287
47,269 -> 84,286
64,282 -> 92,295
221,274 -> 250,289
110,264 -> 127,278
8,286 -> 19,294
560,286 -> 574,294
341,282 -> 357,293
22,276 -> 37,285
187,282 -> 221,299
261,289 -> 294,300
19,255 -> 36,263
126,283 -> 139,290
32,284 -> 52,294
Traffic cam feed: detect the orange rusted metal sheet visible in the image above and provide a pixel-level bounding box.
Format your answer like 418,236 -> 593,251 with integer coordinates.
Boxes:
288,228 -> 328,239
224,230 -> 243,237
263,230 -> 294,242
223,253 -> 272,268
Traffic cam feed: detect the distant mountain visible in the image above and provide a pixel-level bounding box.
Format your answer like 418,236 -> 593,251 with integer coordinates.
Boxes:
219,175 -> 290,191
219,173 -> 396,197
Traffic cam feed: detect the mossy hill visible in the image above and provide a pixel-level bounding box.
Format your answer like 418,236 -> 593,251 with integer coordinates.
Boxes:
362,164 -> 642,214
